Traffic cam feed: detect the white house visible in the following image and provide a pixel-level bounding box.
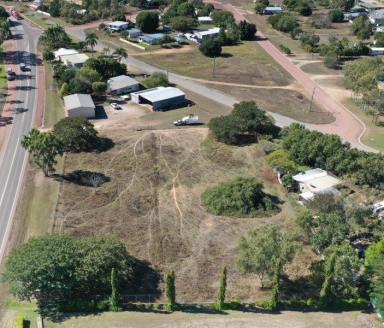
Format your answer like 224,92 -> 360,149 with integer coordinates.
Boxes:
107,75 -> 140,95
263,6 -> 283,14
63,94 -> 95,118
60,53 -> 89,68
54,48 -> 79,61
195,27 -> 220,42
106,21 -> 129,32
292,168 -> 341,202
198,16 -> 213,24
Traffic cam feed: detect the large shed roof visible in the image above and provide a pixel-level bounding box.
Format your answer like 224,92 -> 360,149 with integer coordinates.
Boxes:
132,87 -> 185,102
64,94 -> 95,110
107,75 -> 139,91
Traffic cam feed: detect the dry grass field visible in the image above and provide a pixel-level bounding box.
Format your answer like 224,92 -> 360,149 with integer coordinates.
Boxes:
54,126 -> 301,302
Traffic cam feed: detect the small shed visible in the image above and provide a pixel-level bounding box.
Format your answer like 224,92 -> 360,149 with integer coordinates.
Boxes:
107,75 -> 140,95
139,33 -> 165,44
263,6 -> 283,14
64,94 -> 95,118
61,53 -> 89,68
107,21 -> 129,32
198,16 -> 213,24
127,28 -> 141,38
131,87 -> 186,111
54,48 -> 79,61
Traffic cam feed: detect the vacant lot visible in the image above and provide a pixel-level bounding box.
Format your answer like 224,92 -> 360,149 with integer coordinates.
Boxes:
44,310 -> 381,328
138,42 -> 292,86
54,126 -> 299,302
210,84 -> 334,124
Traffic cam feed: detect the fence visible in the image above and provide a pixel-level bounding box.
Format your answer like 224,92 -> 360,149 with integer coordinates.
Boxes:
120,294 -> 161,304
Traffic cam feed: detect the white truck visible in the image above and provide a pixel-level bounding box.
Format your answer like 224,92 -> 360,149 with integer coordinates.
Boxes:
173,114 -> 200,126
372,201 -> 384,217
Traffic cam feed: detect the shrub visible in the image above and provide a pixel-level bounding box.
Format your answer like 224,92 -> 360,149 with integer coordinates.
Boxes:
201,177 -> 279,217
323,51 -> 339,69
14,315 -> 24,328
142,72 -> 169,88
329,9 -> 344,22
268,13 -> 299,33
199,38 -> 222,57
279,44 -> 291,54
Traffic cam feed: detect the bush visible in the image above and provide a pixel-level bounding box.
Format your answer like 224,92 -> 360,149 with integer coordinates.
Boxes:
14,315 -> 24,328
169,16 -> 198,31
329,9 -> 344,22
201,177 -> 279,217
199,38 -> 222,57
268,13 -> 299,33
142,72 -> 169,88
43,50 -> 55,61
298,3 -> 312,16
279,44 -> 291,54
323,51 -> 339,69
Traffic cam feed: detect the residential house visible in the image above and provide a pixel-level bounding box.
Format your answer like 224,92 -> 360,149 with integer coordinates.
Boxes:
263,6 -> 283,14
106,21 -> 129,32
107,75 -> 140,95
54,48 -> 79,61
60,53 -> 89,68
195,27 -> 220,42
369,9 -> 384,25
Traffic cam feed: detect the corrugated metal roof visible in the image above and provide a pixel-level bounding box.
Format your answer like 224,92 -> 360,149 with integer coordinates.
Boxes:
107,21 -> 129,27
54,48 -> 78,58
64,94 -> 95,110
61,53 -> 89,65
132,87 -> 185,103
107,75 -> 139,91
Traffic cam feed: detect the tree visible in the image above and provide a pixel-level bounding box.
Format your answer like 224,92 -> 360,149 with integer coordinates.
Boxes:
43,50 -> 55,62
110,268 -> 120,311
3,235 -> 136,319
270,258 -> 282,311
84,56 -> 127,80
199,38 -> 222,57
329,9 -> 344,22
215,267 -> 227,310
202,177 -> 279,217
112,47 -> 128,62
53,117 -> 99,152
365,238 -> 384,268
0,6 -> 9,19
92,81 -> 107,96
237,226 -> 297,288
323,51 -> 339,69
298,2 -> 312,16
352,15 -> 373,40
165,271 -> 176,311
113,13 -> 126,21
238,20 -> 257,40
329,0 -> 355,11
268,13 -> 299,34
211,10 -> 235,28
177,2 -> 196,17
58,82 -> 69,98
136,10 -> 160,33
39,25 -> 71,50
265,149 -> 299,175
169,16 -> 198,32
85,32 -> 98,51
319,250 -> 335,306
142,72 -> 169,88
49,0 -> 61,17
21,129 -> 64,176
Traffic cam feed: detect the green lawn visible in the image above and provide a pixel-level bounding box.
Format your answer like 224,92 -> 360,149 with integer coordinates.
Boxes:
44,64 -> 65,128
4,297 -> 39,328
138,41 -> 292,86
0,45 -> 7,116
344,99 -> 384,152
17,6 -> 71,29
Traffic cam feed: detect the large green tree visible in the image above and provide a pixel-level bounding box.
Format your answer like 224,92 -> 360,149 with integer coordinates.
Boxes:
136,11 -> 160,33
21,129 -> 64,176
3,235 -> 136,319
39,25 -> 72,50
237,226 -> 297,287
352,16 -> 373,40
85,32 -> 98,51
53,117 -> 99,152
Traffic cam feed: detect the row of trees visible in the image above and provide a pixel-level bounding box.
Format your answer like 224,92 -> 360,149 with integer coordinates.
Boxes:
280,123 -> 384,190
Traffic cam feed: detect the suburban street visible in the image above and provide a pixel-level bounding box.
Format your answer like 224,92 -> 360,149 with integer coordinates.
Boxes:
0,17 -> 41,258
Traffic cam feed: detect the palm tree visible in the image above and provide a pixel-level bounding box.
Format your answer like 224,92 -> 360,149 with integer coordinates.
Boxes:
85,32 -> 98,52
112,47 -> 127,62
102,47 -> 111,56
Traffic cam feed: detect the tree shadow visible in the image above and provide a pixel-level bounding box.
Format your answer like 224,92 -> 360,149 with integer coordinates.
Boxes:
53,170 -> 111,187
93,137 -> 115,153
221,53 -> 233,58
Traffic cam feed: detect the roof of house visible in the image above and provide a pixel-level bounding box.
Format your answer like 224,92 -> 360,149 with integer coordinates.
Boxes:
107,75 -> 139,91
61,53 -> 89,65
140,33 -> 165,42
198,16 -> 213,21
369,9 -> 384,18
264,6 -> 283,10
128,28 -> 141,33
195,27 -> 220,38
54,48 -> 79,57
64,94 -> 95,110
107,21 -> 129,27
293,168 -> 341,192
132,87 -> 185,102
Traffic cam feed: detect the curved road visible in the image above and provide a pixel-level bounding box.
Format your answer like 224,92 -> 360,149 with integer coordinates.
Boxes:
0,17 -> 41,259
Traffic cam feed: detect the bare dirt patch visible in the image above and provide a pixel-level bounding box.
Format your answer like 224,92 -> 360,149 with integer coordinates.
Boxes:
55,128 -> 298,302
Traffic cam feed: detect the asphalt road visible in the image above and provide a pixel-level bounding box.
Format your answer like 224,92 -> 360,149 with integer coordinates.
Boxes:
0,18 -> 41,258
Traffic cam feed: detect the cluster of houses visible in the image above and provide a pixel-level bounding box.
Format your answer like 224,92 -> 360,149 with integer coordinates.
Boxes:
54,48 -> 187,118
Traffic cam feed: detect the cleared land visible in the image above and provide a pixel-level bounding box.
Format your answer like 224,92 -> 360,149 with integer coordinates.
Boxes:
138,42 -> 293,86
44,310 -> 381,328
54,126 -> 300,302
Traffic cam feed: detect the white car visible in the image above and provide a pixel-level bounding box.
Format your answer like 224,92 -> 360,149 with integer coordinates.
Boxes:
119,94 -> 130,101
110,103 -> 122,110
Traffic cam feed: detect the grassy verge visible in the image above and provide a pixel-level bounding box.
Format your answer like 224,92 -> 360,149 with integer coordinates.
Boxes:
0,45 -> 7,116
43,64 -> 65,128
17,6 -> 71,29
4,297 -> 39,328
344,99 -> 384,152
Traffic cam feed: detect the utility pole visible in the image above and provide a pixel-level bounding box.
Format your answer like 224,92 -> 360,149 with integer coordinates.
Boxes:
309,87 -> 316,112
212,56 -> 216,78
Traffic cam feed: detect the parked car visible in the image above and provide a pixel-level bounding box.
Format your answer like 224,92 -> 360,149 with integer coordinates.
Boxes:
174,114 -> 200,126
7,68 -> 15,81
20,63 -> 30,71
110,102 -> 122,110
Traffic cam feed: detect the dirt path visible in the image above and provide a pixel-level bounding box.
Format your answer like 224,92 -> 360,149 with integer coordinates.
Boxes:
206,0 -> 375,152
